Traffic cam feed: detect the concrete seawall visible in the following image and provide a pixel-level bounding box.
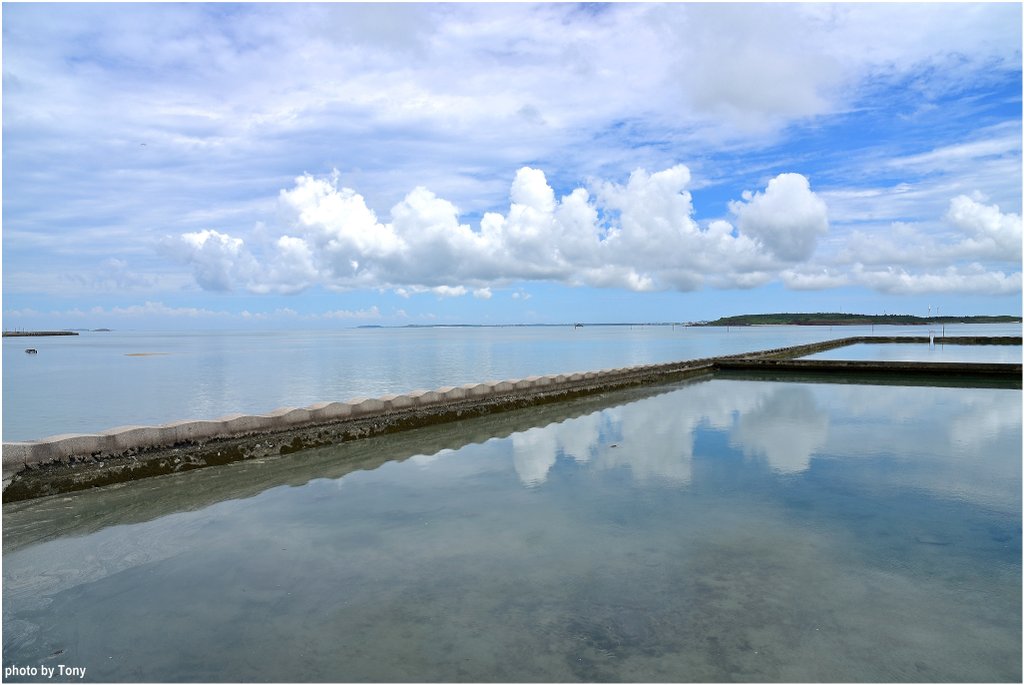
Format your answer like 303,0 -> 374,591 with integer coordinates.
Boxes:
716,358 -> 1022,379
3,382 -> 687,553
3,335 -> 1020,501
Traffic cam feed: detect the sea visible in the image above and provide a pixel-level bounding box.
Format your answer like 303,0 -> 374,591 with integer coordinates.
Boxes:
3,323 -> 1020,443
3,342 -> 1021,681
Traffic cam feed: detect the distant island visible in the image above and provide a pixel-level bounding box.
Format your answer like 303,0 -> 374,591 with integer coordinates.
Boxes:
3,329 -> 110,336
356,315 -> 1023,329
698,313 -> 1022,327
2,330 -> 79,337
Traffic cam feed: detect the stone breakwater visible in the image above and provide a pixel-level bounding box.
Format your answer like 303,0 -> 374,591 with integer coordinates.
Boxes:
717,359 -> 1021,378
2,330 -> 78,337
3,335 -> 1020,501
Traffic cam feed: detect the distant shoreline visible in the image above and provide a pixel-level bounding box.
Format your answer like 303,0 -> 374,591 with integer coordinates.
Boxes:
696,313 -> 1022,327
357,315 -> 1021,329
2,316 -> 1019,335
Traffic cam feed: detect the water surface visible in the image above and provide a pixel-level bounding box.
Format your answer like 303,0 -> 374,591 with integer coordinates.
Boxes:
805,342 -> 1022,363
3,376 -> 1019,682
4,323 -> 1019,441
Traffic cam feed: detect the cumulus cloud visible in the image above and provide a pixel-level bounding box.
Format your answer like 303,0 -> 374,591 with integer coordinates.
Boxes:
729,173 -> 830,261
166,165 -> 1019,299
597,165 -> 760,279
256,236 -> 319,295
945,194 -> 1022,259
163,229 -> 259,291
816,193 -> 1023,294
778,188 -> 1019,294
168,165 -> 830,297
432,285 -> 468,298
841,194 -> 1022,267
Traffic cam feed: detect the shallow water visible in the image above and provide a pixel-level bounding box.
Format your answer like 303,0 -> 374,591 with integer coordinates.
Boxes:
804,342 -> 1022,363
3,376 -> 1020,682
4,323 -> 1019,441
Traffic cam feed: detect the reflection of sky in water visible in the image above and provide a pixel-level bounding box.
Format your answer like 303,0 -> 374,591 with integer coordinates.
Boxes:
507,380 -> 1021,511
805,342 -> 1022,363
3,379 -> 1020,682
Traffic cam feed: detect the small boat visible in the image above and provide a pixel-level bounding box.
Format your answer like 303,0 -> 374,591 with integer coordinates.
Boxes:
25,348 -> 38,354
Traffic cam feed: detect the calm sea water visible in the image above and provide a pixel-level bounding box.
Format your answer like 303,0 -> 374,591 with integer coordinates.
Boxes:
3,323 -> 1019,442
3,375 -> 1020,682
804,342 -> 1022,363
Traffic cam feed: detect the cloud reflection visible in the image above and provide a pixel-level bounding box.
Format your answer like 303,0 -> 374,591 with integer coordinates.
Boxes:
511,426 -> 561,486
503,378 -> 1020,509
731,386 -> 829,474
509,380 -> 828,486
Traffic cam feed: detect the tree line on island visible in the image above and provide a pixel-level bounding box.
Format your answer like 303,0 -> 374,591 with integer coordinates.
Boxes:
698,313 -> 1021,327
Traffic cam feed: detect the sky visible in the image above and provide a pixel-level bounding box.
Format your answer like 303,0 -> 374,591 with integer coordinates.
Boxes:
2,2 -> 1021,329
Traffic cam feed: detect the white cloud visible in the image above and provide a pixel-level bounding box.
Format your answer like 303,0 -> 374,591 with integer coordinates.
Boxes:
779,191 -> 1023,294
852,264 -> 1022,296
888,134 -> 1021,173
820,124 -> 1021,229
945,194 -> 1022,260
279,171 -> 403,275
167,164 -> 1021,299
164,229 -> 258,292
87,301 -> 225,318
729,173 -> 829,261
4,3 -> 1020,312
779,267 -> 850,291
256,236 -> 319,295
62,258 -> 158,292
834,194 -> 1021,272
659,4 -> 844,132
432,286 -> 468,298
320,306 -> 381,320
169,165 -> 832,297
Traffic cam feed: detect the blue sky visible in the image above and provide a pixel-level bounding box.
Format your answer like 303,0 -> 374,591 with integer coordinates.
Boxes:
3,2 -> 1021,329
